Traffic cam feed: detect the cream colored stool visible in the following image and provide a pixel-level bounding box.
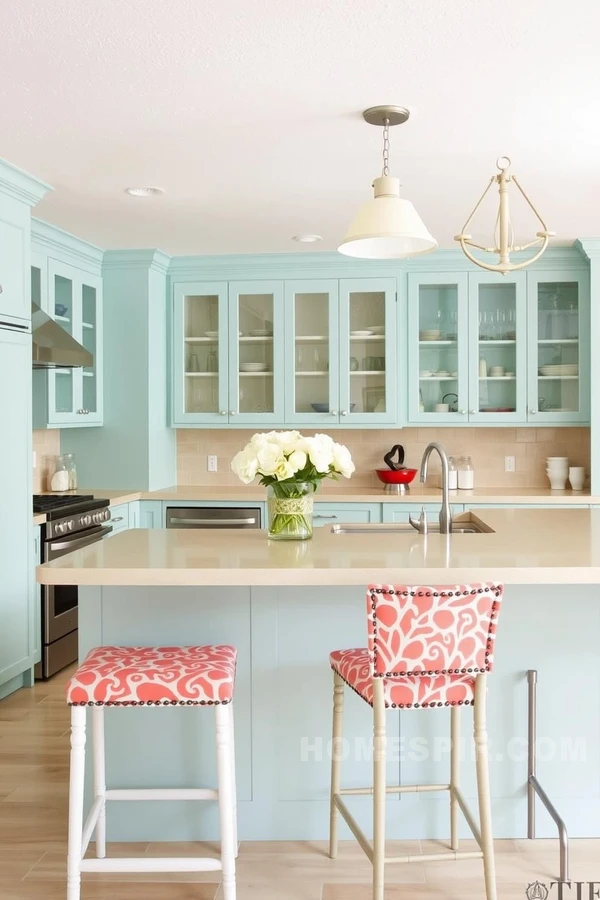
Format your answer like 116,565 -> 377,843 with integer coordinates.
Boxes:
66,645 -> 238,900
329,582 -> 503,900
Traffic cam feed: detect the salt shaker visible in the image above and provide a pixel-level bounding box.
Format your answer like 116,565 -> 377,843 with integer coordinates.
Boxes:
457,456 -> 474,490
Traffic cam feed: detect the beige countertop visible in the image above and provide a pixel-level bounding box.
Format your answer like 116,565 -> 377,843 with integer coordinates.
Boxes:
37,508 -> 600,587
36,484 -> 597,510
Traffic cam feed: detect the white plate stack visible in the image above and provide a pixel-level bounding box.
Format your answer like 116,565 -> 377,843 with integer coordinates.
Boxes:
240,362 -> 269,373
419,329 -> 442,341
546,456 -> 569,490
539,364 -> 579,377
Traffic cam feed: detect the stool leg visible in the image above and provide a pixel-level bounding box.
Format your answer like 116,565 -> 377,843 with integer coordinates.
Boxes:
329,671 -> 344,859
474,674 -> 497,900
229,703 -> 238,858
92,706 -> 106,858
372,678 -> 386,900
450,704 -> 460,851
67,706 -> 86,900
216,703 -> 236,900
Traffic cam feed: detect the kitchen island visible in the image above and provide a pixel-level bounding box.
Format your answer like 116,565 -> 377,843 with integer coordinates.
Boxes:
37,508 -> 600,843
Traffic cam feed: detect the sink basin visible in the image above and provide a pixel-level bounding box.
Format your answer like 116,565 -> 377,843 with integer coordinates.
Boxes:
330,516 -> 491,536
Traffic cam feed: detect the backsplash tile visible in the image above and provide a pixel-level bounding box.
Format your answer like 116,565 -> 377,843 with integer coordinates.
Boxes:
177,427 -> 590,489
33,429 -> 61,492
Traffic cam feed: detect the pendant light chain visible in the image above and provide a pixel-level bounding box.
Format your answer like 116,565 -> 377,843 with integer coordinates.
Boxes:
382,118 -> 390,177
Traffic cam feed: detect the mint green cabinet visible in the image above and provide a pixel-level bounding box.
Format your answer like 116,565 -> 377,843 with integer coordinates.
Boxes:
138,501 -> 164,528
0,217 -> 28,324
526,269 -> 590,424
313,502 -> 381,526
32,527 -> 41,665
407,266 -> 589,426
32,259 -> 103,428
382,503 -> 463,523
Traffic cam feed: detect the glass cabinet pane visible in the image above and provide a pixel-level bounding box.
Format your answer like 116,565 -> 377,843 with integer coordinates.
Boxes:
293,291 -> 330,415
536,282 -> 580,414
81,283 -> 98,414
237,293 -> 274,415
476,284 -> 517,415
347,290 -> 387,414
417,284 -> 460,415
183,292 -> 221,415
54,273 -> 74,333
53,273 -> 76,414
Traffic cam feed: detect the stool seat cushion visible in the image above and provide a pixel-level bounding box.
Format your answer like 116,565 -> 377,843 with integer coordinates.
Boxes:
330,648 -> 475,709
67,645 -> 237,706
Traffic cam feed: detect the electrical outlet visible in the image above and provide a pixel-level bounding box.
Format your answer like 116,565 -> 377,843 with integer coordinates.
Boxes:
207,455 -> 218,473
505,455 -> 516,473
32,450 -> 37,469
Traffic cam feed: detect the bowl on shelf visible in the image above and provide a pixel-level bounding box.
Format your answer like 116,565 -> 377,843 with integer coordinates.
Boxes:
55,304 -> 68,317
311,402 -> 356,413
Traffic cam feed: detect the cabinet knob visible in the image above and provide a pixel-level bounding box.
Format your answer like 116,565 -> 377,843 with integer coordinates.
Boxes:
341,410 -> 348,416
330,410 -> 338,416
220,410 -> 227,416
76,409 -> 83,414
460,409 -> 467,415
470,409 -> 476,414
230,410 -> 236,416
530,408 -> 537,415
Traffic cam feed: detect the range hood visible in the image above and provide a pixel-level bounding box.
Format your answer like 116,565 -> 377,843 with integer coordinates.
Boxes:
32,303 -> 93,369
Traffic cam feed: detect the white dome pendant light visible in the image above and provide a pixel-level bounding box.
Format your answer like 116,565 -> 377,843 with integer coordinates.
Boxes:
338,105 -> 437,259
454,156 -> 555,275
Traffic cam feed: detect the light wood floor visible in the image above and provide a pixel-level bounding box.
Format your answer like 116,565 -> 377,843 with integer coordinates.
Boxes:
0,668 -> 597,899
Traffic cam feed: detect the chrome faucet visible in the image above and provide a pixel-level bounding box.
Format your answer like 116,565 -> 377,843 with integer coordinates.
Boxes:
409,441 -> 453,535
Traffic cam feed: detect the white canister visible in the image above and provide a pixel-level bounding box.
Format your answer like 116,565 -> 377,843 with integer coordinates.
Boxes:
457,456 -> 474,490
448,456 -> 458,490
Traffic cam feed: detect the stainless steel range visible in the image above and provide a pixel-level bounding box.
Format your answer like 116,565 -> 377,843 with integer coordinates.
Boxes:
33,495 -> 112,679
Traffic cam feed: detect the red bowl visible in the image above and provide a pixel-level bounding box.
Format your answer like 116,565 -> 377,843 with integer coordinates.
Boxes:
375,467 -> 418,485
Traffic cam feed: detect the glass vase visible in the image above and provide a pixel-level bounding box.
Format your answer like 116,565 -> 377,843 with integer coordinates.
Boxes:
267,482 -> 314,540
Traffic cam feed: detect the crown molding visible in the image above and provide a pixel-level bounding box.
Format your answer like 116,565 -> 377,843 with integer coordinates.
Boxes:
102,249 -> 171,275
574,238 -> 600,259
31,218 -> 104,271
0,159 -> 52,207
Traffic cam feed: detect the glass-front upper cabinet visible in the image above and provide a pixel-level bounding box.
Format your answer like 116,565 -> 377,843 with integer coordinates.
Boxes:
527,270 -> 590,423
172,282 -> 229,424
228,281 -> 284,424
284,280 -> 339,424
33,260 -> 103,428
467,272 -> 527,423
338,278 -> 397,424
407,273 -> 468,423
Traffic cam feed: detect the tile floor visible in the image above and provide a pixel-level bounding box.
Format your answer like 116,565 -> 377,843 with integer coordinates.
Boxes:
0,667 -> 597,899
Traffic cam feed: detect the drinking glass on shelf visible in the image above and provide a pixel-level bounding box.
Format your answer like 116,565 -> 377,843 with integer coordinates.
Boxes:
313,348 -> 321,371
296,346 -> 304,371
206,351 -> 218,372
189,352 -> 200,372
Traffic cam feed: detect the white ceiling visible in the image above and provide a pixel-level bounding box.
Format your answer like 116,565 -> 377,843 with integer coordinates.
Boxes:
1,0 -> 599,256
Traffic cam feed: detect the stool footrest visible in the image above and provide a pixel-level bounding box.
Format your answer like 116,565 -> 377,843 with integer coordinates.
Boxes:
79,857 -> 223,874
340,783 -> 450,796
105,788 -> 218,801
385,851 -> 484,864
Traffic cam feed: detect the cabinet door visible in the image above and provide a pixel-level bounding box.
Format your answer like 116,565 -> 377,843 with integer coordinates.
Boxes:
138,501 -> 163,528
527,270 -> 590,424
47,260 -> 83,424
313,503 -> 381,527
32,527 -> 41,665
80,273 -> 103,425
339,278 -> 397,424
31,252 -> 48,313
407,273 -> 468,423
284,280 -> 339,425
0,328 -> 33,685
172,282 -> 229,424
228,281 -> 284,424
467,271 -> 527,423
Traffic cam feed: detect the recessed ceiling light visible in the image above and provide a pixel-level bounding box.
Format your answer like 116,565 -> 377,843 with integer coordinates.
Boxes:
124,186 -> 165,197
292,233 -> 322,243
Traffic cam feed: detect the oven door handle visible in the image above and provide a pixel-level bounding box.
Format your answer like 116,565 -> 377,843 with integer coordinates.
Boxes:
48,525 -> 113,554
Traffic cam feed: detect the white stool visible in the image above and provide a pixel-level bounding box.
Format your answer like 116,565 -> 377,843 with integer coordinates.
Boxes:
66,645 -> 238,900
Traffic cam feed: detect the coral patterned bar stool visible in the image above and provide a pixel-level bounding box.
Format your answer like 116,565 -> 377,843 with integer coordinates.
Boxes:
329,582 -> 503,900
65,645 -> 238,900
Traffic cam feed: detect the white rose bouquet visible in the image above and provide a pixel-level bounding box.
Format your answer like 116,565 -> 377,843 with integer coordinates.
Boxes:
231,431 -> 355,539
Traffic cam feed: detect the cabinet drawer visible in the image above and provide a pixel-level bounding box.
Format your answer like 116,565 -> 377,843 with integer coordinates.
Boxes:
382,503 -> 463,523
109,503 -> 129,534
313,503 -> 381,527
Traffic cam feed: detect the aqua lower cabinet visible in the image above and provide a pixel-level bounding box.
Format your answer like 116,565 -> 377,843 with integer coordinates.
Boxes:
128,501 -> 140,528
312,502 -> 381,527
32,526 -> 42,666
108,503 -> 129,535
138,501 -> 164,529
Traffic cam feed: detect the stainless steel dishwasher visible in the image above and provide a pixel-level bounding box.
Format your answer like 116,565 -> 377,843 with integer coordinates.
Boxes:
166,507 -> 262,529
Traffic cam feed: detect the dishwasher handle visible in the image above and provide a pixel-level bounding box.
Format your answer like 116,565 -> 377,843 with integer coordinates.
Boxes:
169,516 -> 258,526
